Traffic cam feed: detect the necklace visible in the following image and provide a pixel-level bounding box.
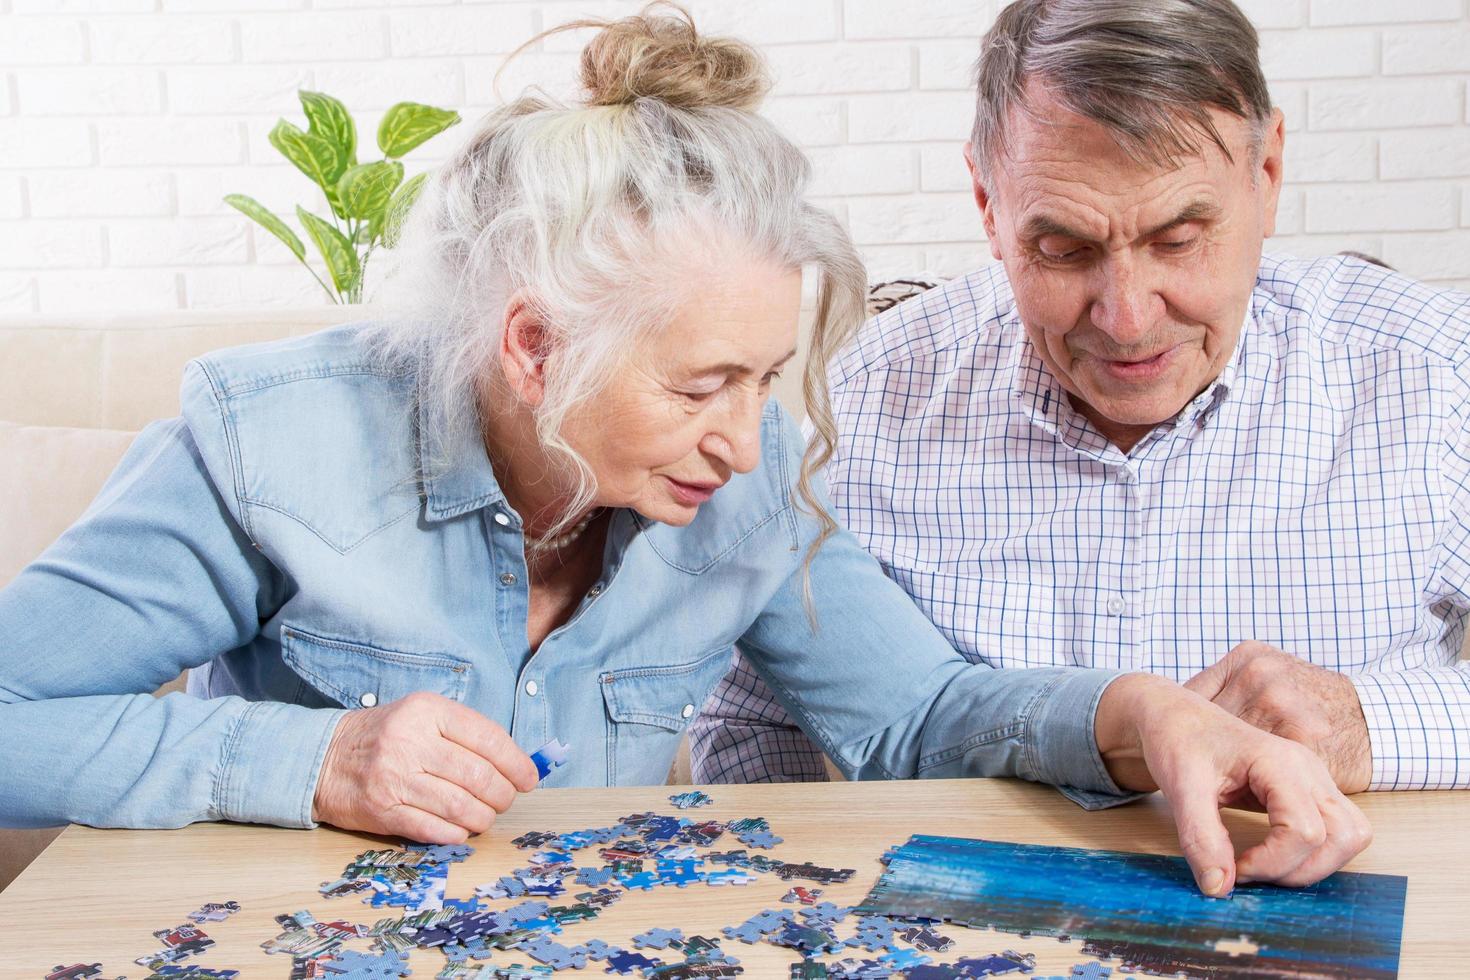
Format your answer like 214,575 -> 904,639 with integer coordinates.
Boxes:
525,509 -> 601,554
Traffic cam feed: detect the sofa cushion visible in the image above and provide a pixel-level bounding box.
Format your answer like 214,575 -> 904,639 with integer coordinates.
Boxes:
0,421 -> 137,589
0,306 -> 372,431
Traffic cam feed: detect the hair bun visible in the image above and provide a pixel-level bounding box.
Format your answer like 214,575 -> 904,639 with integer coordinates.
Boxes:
576,2 -> 771,111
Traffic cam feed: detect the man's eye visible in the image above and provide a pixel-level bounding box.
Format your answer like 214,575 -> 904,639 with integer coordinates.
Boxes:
1039,244 -> 1085,263
1156,237 -> 1196,252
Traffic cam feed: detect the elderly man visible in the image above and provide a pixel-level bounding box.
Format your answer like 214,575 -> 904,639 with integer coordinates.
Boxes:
691,0 -> 1470,799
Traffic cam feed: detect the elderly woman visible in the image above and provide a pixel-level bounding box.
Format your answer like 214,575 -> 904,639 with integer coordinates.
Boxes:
0,7 -> 1366,896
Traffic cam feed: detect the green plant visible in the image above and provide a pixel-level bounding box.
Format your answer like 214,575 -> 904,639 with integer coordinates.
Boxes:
225,90 -> 460,304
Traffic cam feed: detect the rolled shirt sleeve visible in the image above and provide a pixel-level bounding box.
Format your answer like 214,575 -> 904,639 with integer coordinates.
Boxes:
0,415 -> 346,830
733,411 -> 1140,805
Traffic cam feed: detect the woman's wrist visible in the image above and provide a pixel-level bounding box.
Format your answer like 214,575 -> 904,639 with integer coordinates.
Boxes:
1095,672 -> 1179,792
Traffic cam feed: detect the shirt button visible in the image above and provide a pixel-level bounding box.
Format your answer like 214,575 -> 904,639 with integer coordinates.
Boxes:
588,584 -> 603,598
359,692 -> 378,707
681,703 -> 695,719
524,680 -> 539,697
493,511 -> 511,526
1106,596 -> 1126,616
499,571 -> 517,586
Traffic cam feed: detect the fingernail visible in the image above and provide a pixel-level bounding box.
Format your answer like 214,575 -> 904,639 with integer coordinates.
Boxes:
1200,867 -> 1225,896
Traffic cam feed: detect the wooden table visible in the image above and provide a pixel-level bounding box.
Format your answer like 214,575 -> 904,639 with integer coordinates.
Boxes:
1,779 -> 1464,977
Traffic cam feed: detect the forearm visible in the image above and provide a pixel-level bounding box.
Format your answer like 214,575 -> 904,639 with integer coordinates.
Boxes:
0,692 -> 346,829
1353,665 -> 1470,790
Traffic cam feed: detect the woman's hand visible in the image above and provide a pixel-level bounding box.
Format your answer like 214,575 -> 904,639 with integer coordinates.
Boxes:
311,691 -> 540,843
1095,673 -> 1373,896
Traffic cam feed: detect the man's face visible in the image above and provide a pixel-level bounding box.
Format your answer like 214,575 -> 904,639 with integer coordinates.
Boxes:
968,83 -> 1285,450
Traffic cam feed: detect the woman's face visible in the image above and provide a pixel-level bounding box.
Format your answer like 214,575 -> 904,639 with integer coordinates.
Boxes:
561,256 -> 803,526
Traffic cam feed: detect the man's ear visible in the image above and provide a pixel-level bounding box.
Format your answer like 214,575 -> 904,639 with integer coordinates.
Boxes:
499,291 -> 553,408
963,142 -> 1004,262
1259,107 -> 1286,239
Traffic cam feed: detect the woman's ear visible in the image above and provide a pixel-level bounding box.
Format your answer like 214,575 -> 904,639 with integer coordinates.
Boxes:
499,291 -> 554,408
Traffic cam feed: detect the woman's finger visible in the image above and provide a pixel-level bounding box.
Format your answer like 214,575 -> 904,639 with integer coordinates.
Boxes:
407,770 -> 497,836
428,741 -> 519,813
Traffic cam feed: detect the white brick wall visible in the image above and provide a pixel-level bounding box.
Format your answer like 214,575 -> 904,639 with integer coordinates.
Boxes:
2,0 -> 1468,315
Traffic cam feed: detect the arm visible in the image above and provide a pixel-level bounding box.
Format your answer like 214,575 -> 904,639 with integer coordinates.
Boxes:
1359,351 -> 1470,790
0,414 -> 347,830
735,411 -> 1372,891
687,649 -> 830,784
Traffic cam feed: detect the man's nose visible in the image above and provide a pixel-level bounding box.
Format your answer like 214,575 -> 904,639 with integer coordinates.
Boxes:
1089,257 -> 1159,346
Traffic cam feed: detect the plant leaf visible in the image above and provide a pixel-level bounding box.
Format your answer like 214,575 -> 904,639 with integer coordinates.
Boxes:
296,205 -> 360,295
299,90 -> 357,169
223,193 -> 306,261
376,171 -> 428,247
270,118 -> 350,217
337,160 -> 404,221
378,102 -> 460,158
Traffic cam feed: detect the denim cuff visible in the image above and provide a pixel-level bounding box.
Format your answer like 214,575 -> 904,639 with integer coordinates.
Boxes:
1030,669 -> 1145,807
215,700 -> 348,828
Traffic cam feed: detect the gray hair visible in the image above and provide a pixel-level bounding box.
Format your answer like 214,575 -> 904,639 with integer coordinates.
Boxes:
969,0 -> 1273,187
368,4 -> 866,579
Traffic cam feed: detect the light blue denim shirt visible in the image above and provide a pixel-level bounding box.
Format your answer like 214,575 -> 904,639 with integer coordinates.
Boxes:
0,323 -> 1130,831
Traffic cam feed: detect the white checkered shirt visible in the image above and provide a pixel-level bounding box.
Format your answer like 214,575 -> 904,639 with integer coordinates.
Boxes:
691,253 -> 1470,792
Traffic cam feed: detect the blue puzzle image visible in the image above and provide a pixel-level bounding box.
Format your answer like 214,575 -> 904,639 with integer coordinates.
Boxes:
856,835 -> 1407,979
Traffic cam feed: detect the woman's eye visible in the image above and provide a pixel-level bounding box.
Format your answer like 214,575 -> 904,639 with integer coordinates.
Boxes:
761,370 -> 783,385
680,389 -> 718,402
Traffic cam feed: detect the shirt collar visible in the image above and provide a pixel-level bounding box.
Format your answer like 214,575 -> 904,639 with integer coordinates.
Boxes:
414,370 -> 510,523
1010,303 -> 1257,443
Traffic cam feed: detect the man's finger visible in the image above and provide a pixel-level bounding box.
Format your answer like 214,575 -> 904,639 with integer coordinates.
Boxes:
1162,769 -> 1239,897
1234,762 -> 1328,884
1182,658 -> 1230,703
437,701 -> 540,791
1247,793 -> 1371,888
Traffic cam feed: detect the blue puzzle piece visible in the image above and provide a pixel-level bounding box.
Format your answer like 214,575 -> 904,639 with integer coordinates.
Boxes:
736,831 -> 782,849
575,867 -> 616,887
632,927 -> 685,949
531,738 -> 570,780
604,950 -> 663,974
319,948 -> 412,980
879,948 -> 931,972
668,791 -> 713,809
404,842 -> 473,864
518,936 -> 588,970
583,939 -> 623,961
800,902 -> 850,927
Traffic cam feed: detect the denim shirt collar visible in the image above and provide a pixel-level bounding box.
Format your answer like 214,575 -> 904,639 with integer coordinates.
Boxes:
414,372 -> 509,523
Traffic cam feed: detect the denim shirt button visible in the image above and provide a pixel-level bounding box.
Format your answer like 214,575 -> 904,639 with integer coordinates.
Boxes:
524,680 -> 539,697
499,572 -> 517,586
359,692 -> 378,707
588,584 -> 603,597
681,703 -> 694,719
493,511 -> 511,527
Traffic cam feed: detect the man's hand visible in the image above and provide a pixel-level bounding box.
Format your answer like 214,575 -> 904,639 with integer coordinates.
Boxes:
312,691 -> 540,843
1183,641 -> 1372,794
1096,673 -> 1373,896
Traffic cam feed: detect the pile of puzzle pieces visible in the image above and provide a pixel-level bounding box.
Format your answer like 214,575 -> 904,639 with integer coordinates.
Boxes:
43,789 -> 1137,979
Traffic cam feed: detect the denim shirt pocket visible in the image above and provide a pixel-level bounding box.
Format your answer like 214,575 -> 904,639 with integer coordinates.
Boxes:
599,645 -> 734,785
280,624 -> 471,709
